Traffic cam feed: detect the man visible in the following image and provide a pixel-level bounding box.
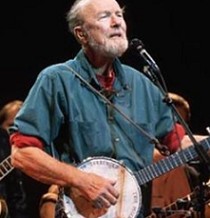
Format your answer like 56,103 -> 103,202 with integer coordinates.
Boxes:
9,0 -> 207,217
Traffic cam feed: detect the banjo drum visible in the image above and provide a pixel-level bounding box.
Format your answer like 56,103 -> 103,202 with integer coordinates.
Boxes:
61,156 -> 142,218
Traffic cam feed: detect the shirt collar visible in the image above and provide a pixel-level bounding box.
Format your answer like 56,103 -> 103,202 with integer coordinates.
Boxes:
74,49 -> 128,90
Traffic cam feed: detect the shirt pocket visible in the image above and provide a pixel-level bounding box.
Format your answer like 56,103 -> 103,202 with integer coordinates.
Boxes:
76,121 -> 113,156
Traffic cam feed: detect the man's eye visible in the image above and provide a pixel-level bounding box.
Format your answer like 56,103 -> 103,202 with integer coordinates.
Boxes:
116,12 -> 123,17
98,13 -> 110,20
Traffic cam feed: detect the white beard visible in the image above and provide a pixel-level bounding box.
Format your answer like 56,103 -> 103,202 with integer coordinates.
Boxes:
87,33 -> 128,58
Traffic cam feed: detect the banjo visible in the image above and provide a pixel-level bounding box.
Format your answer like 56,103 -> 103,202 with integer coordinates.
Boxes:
60,136 -> 210,218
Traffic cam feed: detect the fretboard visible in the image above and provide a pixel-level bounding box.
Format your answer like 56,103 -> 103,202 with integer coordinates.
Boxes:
0,156 -> 14,181
134,136 -> 210,185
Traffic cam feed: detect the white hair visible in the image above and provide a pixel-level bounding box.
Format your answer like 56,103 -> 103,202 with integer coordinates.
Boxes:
66,0 -> 91,34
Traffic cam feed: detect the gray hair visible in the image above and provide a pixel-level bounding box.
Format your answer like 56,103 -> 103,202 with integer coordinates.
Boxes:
66,0 -> 90,35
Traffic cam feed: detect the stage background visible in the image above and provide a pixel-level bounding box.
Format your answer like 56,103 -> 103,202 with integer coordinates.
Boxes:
1,1 -> 208,134
0,2 -> 209,216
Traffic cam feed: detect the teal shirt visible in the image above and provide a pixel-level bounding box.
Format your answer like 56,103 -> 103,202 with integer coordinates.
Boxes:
10,50 -> 174,171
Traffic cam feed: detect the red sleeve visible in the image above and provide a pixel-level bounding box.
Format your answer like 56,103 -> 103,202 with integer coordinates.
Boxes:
10,132 -> 44,149
161,123 -> 186,153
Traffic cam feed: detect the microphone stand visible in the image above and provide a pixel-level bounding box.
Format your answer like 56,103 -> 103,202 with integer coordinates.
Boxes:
143,63 -> 210,218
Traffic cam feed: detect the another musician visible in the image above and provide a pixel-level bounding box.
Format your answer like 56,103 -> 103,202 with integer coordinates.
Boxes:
151,93 -> 210,217
9,0 -> 206,217
151,93 -> 194,216
0,100 -> 27,218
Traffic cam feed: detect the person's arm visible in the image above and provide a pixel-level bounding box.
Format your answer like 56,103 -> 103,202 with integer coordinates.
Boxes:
11,145 -> 84,186
160,123 -> 208,153
11,141 -> 119,209
181,134 -> 208,149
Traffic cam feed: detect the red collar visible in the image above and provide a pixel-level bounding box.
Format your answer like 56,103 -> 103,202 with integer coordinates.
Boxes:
96,71 -> 115,91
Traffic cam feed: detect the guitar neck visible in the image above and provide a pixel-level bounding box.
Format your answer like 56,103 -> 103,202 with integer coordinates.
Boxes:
146,194 -> 193,218
146,181 -> 210,218
0,156 -> 14,181
134,136 -> 210,185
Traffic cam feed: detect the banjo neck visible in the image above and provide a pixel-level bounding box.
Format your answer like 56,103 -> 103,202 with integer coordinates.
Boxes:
134,136 -> 210,186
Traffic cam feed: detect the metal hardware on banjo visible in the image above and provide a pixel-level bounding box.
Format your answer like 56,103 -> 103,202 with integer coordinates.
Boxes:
60,136 -> 210,218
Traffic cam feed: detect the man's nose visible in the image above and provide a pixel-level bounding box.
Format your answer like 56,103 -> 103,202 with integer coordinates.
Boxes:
110,15 -> 121,27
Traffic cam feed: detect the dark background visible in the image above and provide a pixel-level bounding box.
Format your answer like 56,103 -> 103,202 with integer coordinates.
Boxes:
0,1 -> 209,134
0,0 -> 209,217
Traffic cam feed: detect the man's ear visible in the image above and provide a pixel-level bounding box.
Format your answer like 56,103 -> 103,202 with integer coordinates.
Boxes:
74,26 -> 87,44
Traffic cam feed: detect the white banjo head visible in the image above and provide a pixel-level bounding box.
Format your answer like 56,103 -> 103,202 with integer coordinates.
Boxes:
63,157 -> 142,218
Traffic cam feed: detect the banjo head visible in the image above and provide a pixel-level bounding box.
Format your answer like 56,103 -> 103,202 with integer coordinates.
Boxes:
63,157 -> 142,218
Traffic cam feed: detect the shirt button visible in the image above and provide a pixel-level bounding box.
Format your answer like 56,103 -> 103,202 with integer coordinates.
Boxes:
115,138 -> 120,142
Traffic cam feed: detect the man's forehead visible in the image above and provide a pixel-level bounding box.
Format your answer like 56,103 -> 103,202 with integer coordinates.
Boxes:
80,0 -> 121,15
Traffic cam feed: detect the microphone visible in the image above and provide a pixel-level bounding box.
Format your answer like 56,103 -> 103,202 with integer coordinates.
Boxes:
130,38 -> 160,73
